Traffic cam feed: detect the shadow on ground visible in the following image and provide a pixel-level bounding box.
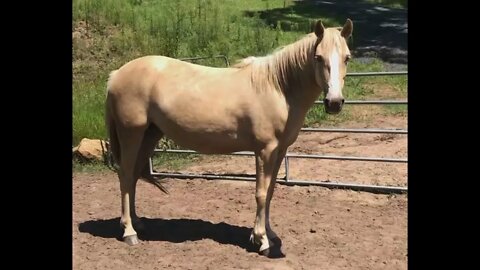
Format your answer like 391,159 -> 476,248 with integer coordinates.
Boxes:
79,217 -> 285,258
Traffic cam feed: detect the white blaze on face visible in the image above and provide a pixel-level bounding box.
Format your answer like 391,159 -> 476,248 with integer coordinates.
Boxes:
327,49 -> 343,100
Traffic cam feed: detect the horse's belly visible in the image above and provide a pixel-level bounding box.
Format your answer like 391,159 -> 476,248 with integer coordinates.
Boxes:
150,87 -> 265,153
152,109 -> 255,154
164,128 -> 253,154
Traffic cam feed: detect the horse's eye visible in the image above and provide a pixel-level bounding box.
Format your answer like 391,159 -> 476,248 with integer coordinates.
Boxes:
315,55 -> 323,62
345,55 -> 351,63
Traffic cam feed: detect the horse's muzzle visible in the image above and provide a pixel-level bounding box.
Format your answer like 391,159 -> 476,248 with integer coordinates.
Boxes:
324,98 -> 345,114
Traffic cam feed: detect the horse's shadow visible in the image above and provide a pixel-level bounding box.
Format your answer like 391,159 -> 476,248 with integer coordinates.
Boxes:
78,217 -> 283,257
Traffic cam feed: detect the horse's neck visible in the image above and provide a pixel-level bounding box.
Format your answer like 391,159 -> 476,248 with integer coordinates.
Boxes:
280,64 -> 322,118
265,46 -> 321,113
287,83 -> 321,128
279,78 -> 322,147
248,41 -> 323,126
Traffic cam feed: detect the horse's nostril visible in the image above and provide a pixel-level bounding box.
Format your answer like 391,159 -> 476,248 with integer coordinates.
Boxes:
341,99 -> 345,105
324,98 -> 330,105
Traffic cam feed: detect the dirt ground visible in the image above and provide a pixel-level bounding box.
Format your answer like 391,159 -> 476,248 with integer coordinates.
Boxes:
73,173 -> 407,270
73,106 -> 407,270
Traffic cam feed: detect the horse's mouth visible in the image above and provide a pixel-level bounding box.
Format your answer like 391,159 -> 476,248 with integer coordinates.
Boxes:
325,109 -> 342,115
324,105 -> 343,115
323,98 -> 344,115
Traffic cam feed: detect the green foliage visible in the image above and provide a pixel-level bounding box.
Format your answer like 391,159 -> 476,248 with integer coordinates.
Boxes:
73,0 -> 295,145
72,0 -> 407,170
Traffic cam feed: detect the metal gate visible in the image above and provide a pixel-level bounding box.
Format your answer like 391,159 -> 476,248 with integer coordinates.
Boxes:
148,55 -> 408,194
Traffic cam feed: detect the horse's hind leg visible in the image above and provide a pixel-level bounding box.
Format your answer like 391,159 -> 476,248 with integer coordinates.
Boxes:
117,125 -> 146,246
130,125 -> 164,231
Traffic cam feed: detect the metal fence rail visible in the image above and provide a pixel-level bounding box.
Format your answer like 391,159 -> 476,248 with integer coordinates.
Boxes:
300,127 -> 407,134
154,149 -> 407,163
346,71 -> 407,76
149,55 -> 408,194
314,100 -> 407,105
148,167 -> 408,194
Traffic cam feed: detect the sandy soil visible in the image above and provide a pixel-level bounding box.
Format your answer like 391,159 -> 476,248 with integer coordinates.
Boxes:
73,172 -> 407,270
73,107 -> 407,269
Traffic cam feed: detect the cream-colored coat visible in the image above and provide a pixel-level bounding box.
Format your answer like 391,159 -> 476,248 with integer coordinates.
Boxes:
105,19 -> 353,257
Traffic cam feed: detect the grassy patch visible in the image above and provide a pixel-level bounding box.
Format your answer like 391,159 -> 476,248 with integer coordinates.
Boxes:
384,104 -> 408,116
72,153 -> 201,173
73,0 -> 297,146
73,78 -> 109,144
152,153 -> 203,171
73,0 -> 407,144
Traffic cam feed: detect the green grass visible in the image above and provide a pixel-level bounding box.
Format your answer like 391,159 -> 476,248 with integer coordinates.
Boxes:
152,153 -> 202,171
73,0 -> 297,146
384,104 -> 408,116
73,78 -> 109,143
73,0 -> 407,145
73,0 -> 407,171
72,153 -> 199,173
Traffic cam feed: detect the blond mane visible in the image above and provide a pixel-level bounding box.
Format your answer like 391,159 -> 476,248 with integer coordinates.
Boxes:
235,33 -> 319,93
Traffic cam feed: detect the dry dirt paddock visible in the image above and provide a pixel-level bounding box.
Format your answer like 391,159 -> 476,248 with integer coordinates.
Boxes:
73,112 -> 407,270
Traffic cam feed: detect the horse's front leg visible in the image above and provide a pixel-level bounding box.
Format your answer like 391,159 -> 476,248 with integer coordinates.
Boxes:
265,148 -> 287,243
251,142 -> 281,256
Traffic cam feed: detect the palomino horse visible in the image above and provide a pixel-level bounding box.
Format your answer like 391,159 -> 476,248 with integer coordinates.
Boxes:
105,19 -> 353,256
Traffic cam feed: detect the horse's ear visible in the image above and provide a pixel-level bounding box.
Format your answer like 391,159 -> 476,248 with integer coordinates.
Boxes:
314,20 -> 325,38
341,19 -> 353,39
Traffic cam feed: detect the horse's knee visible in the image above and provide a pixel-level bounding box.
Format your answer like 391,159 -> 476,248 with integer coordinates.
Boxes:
255,192 -> 267,204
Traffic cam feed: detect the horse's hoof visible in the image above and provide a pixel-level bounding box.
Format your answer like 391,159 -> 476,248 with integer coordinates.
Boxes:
271,237 -> 282,247
123,235 -> 139,246
259,248 -> 270,257
259,246 -> 285,258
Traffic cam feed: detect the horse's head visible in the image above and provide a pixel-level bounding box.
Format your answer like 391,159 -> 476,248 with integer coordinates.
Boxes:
313,19 -> 353,114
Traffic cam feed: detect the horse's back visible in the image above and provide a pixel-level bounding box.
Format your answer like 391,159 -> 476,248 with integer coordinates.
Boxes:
117,55 -> 231,76
108,55 -> 242,96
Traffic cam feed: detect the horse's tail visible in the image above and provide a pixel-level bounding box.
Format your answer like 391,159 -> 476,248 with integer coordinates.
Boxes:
106,70 -> 118,97
105,104 -> 120,172
105,71 -> 121,171
140,170 -> 170,194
